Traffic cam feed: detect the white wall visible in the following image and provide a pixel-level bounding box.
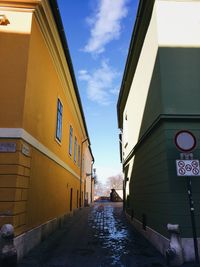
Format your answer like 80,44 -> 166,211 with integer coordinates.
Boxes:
122,2 -> 159,160
157,0 -> 200,47
0,9 -> 32,34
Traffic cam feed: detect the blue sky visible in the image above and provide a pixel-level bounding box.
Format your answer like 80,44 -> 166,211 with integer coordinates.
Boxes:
57,0 -> 139,184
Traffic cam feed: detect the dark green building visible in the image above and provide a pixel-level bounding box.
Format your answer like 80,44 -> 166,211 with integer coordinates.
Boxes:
117,0 -> 200,263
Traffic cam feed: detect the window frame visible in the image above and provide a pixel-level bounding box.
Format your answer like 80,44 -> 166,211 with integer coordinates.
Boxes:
69,125 -> 73,156
74,136 -> 77,163
56,98 -> 63,142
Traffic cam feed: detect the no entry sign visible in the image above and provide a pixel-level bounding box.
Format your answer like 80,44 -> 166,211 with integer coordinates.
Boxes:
175,130 -> 197,152
176,160 -> 200,176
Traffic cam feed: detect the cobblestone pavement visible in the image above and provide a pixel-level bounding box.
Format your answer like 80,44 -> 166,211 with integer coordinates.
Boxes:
17,202 -> 195,267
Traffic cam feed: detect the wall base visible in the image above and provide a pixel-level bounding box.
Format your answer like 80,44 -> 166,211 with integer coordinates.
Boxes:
126,213 -> 200,263
14,212 -> 73,260
181,238 -> 200,262
126,213 -> 169,256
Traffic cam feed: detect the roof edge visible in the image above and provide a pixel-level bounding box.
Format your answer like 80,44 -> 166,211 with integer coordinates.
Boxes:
48,0 -> 92,150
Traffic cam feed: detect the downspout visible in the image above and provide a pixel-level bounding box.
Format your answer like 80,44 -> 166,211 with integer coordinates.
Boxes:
90,160 -> 94,204
80,138 -> 88,208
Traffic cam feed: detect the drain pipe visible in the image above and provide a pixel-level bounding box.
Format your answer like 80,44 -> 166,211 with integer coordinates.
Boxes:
90,160 -> 94,204
0,224 -> 17,267
80,138 -> 88,208
166,224 -> 184,266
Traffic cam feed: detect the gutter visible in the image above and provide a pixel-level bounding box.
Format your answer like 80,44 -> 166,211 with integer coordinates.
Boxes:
48,0 -> 92,149
89,145 -> 95,162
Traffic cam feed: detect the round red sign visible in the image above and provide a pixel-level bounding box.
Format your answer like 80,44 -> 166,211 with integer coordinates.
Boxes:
174,130 -> 197,152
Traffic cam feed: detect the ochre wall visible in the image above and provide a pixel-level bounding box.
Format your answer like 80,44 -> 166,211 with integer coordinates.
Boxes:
0,9 -> 32,235
0,32 -> 30,128
23,17 -> 82,174
26,146 -> 80,231
0,139 -> 30,236
0,7 -> 93,237
0,8 -> 33,127
20,16 -> 88,234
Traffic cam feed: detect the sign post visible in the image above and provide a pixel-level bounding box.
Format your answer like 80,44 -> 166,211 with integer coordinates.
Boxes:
175,130 -> 199,264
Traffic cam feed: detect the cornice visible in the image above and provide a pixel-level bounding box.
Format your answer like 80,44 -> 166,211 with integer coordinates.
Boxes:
0,0 -> 41,9
34,1 -> 86,138
122,114 -> 200,166
0,128 -> 80,180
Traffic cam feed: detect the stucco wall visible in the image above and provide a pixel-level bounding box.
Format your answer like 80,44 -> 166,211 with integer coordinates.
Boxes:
128,121 -> 200,238
0,9 -> 32,128
123,0 -> 200,239
122,2 -> 159,160
156,0 -> 200,47
24,17 -> 83,174
0,2 -> 93,238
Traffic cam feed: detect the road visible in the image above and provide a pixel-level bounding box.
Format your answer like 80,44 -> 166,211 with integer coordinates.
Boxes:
18,202 -> 168,267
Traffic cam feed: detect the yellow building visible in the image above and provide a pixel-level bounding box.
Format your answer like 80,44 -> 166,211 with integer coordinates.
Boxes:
0,0 -> 94,259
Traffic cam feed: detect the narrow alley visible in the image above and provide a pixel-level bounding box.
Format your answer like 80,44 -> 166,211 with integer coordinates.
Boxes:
17,202 -> 167,267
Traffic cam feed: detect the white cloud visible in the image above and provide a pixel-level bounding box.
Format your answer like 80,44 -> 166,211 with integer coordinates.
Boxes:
78,60 -> 120,105
83,0 -> 129,54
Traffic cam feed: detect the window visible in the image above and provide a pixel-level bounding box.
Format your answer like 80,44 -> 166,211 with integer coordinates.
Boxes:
78,145 -> 80,167
69,126 -> 73,155
56,99 -> 63,142
74,137 -> 77,162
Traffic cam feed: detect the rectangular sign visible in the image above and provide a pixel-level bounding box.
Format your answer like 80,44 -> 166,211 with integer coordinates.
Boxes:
176,160 -> 200,176
22,143 -> 30,156
0,142 -> 16,152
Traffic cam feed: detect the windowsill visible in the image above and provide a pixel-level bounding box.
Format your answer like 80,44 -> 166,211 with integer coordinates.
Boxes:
55,137 -> 62,146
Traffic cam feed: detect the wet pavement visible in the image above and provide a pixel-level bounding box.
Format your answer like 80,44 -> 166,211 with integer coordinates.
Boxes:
17,202 -> 171,267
